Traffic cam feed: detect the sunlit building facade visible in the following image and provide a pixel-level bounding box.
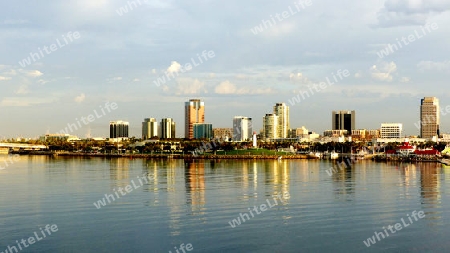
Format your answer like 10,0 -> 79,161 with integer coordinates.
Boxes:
185,99 -> 205,139
420,97 -> 440,138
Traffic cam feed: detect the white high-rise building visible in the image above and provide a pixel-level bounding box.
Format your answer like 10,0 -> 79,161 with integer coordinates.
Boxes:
142,118 -> 158,140
161,118 -> 176,139
380,123 -> 403,138
263,114 -> 278,140
273,103 -> 290,138
233,116 -> 252,141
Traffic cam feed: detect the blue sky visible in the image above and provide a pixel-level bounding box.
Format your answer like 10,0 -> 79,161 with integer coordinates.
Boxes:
1,0 -> 450,138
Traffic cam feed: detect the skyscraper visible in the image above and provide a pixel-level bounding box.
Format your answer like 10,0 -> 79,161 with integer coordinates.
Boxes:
142,118 -> 158,140
193,123 -> 213,139
110,120 -> 129,138
273,103 -> 290,138
185,99 -> 205,139
420,97 -> 440,138
263,114 -> 278,140
332,110 -> 355,135
161,118 -> 176,139
233,116 -> 252,141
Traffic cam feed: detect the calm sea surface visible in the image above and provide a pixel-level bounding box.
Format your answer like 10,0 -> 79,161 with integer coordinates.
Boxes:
1,155 -> 449,252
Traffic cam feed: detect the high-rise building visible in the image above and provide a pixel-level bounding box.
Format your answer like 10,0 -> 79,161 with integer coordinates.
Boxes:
185,99 -> 205,139
332,110 -> 355,134
233,116 -> 252,141
193,123 -> 212,139
213,128 -> 232,141
381,123 -> 403,138
110,120 -> 129,138
273,103 -> 290,138
142,118 -> 158,140
161,118 -> 176,139
420,97 -> 440,138
263,114 -> 278,140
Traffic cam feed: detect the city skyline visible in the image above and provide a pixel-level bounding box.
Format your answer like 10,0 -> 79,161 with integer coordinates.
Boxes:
1,1 -> 450,138
1,97 -> 450,139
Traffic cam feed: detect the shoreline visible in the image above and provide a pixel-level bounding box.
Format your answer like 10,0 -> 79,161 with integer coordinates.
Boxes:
55,152 -> 311,160
7,151 -> 442,163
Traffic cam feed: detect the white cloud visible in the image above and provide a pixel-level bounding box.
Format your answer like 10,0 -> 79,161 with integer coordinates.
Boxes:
289,72 -> 309,84
400,77 -> 410,83
417,60 -> 450,71
0,76 -> 11,81
371,62 -> 397,82
174,78 -> 207,95
15,85 -> 30,94
23,70 -> 43,78
133,78 -> 140,82
375,0 -> 450,27
215,80 -> 274,95
0,97 -> 57,107
215,80 -> 237,94
74,93 -> 86,103
167,61 -> 181,73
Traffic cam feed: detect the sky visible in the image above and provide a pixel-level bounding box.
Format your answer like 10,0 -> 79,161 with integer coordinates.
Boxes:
1,0 -> 450,139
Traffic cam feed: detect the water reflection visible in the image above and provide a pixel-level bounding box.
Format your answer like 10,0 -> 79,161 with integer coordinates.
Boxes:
184,161 -> 206,215
262,160 -> 290,204
418,163 -> 442,225
109,158 -> 130,192
331,160 -> 355,200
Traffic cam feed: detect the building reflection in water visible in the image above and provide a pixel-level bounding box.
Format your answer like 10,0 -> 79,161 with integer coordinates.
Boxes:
398,163 -> 418,188
185,161 -> 206,215
263,160 -> 290,205
331,159 -> 355,200
418,163 -> 441,224
109,158 -> 130,189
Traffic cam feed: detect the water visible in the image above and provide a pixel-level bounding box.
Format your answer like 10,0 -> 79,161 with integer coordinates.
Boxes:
1,155 -> 449,252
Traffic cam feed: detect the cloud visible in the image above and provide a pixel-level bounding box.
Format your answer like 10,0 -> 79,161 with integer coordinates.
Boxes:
400,77 -> 410,83
215,80 -> 237,94
23,70 -> 43,78
74,93 -> 86,103
174,78 -> 207,95
289,72 -> 309,84
2,19 -> 28,25
15,85 -> 30,94
371,62 -> 397,82
167,61 -> 181,73
417,60 -> 450,71
214,80 -> 274,95
0,76 -> 11,81
0,97 -> 57,107
375,0 -> 450,27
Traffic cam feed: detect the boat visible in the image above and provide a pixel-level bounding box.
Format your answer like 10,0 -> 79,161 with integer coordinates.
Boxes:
308,152 -> 322,159
323,151 -> 339,160
439,159 -> 450,166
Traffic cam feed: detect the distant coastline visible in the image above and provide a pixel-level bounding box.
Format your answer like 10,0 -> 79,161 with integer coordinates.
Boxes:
9,151 -> 310,160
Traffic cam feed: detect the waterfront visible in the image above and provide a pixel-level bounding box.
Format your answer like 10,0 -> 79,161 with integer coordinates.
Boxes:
1,156 -> 450,252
